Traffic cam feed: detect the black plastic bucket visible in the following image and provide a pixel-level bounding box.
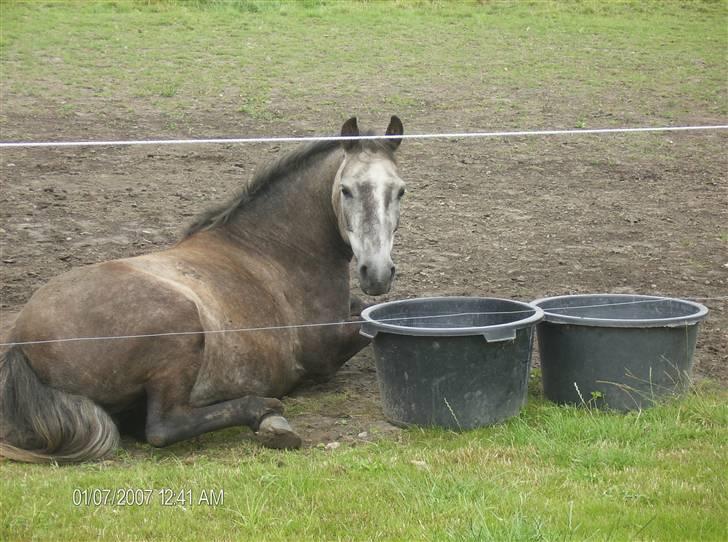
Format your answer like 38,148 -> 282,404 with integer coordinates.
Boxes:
531,294 -> 709,411
360,297 -> 544,429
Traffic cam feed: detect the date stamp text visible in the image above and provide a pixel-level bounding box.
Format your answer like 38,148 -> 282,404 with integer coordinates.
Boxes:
72,487 -> 224,507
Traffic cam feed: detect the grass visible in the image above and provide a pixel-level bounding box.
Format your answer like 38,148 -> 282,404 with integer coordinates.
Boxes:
1,384 -> 726,541
0,0 -> 726,126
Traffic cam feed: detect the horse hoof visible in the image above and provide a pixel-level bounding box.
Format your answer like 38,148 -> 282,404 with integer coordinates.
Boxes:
256,415 -> 302,450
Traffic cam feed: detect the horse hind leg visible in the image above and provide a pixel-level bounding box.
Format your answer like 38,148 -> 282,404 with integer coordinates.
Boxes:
144,386 -> 301,450
113,397 -> 148,442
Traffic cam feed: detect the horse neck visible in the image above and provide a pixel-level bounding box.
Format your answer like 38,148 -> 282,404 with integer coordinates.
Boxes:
223,149 -> 350,262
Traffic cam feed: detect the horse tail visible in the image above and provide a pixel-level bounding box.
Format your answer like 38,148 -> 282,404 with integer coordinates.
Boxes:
0,346 -> 119,464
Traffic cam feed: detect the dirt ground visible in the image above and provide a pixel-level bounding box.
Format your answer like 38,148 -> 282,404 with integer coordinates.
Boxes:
1,109 -> 726,447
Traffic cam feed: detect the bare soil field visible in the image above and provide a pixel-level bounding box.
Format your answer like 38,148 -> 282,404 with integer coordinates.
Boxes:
1,106 -> 726,446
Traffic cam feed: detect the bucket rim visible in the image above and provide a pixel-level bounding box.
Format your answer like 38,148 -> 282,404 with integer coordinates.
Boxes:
360,296 -> 544,338
530,293 -> 709,328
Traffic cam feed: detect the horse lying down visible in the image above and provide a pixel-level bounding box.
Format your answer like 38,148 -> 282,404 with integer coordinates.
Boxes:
0,115 -> 406,463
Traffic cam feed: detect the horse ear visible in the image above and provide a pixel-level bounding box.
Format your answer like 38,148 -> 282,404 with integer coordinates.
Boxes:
385,115 -> 403,150
340,117 -> 359,152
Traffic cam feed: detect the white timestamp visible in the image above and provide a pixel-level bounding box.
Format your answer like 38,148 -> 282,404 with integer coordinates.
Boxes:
71,487 -> 224,507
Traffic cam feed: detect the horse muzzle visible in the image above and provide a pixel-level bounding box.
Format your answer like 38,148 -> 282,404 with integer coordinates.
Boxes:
358,259 -> 396,296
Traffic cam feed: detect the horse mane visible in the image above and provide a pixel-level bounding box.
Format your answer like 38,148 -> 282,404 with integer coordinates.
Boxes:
183,133 -> 395,238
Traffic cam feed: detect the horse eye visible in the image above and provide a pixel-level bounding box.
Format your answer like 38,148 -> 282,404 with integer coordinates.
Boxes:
341,186 -> 353,198
397,187 -> 406,199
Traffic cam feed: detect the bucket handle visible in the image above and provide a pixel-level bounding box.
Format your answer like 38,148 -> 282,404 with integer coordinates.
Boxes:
360,322 -> 376,339
482,328 -> 517,342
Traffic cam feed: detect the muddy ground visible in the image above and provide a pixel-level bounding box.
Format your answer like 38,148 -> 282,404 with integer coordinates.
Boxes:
1,110 -> 726,447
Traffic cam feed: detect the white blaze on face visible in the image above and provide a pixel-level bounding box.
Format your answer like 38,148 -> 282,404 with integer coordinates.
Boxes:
334,151 -> 405,296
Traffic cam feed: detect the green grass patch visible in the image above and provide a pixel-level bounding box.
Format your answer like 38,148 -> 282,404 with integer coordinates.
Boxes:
1,0 -> 725,125
1,386 -> 726,541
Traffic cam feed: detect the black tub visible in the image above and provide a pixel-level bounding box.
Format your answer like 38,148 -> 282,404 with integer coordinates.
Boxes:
360,297 -> 543,429
531,294 -> 709,411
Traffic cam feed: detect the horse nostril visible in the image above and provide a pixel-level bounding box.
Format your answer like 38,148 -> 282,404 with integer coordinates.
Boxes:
360,265 -> 368,278
390,266 -> 396,280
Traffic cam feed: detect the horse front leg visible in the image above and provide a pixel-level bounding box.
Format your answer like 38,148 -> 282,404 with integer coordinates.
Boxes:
346,295 -> 374,356
349,295 -> 375,317
340,318 -> 371,358
144,392 -> 301,450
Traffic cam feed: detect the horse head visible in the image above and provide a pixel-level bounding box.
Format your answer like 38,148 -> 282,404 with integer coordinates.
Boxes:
333,115 -> 405,296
